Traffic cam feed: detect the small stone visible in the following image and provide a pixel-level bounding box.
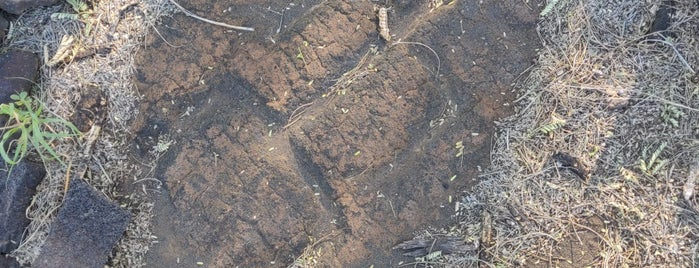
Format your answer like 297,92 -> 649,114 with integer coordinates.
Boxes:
0,0 -> 60,15
34,178 -> 131,268
646,0 -> 676,39
0,160 -> 46,253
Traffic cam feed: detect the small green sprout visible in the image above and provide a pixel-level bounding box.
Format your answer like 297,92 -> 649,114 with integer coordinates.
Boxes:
639,142 -> 667,176
51,0 -> 91,21
536,114 -> 566,135
661,105 -> 684,127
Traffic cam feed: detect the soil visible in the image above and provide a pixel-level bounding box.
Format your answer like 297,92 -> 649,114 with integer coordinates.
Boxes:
131,0 -> 542,266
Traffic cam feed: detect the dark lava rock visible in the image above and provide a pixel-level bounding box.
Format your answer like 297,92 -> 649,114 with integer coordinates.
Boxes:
0,0 -> 59,15
0,50 -> 38,104
647,0 -> 676,39
0,254 -> 21,268
0,13 -> 8,42
34,178 -> 131,268
0,160 -> 46,253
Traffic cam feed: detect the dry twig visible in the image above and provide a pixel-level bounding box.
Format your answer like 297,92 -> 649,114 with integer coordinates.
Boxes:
168,0 -> 254,32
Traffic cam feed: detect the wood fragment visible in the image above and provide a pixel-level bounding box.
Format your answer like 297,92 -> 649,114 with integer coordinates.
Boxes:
47,35 -> 75,67
480,211 -> 492,246
684,157 -> 699,201
378,7 -> 390,41
82,124 -> 102,156
393,236 -> 477,257
169,0 -> 254,32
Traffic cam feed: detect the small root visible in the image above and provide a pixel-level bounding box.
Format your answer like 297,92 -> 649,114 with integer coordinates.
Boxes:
391,41 -> 441,78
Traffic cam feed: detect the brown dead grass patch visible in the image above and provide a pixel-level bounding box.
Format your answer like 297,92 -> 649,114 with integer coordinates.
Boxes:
413,0 -> 699,267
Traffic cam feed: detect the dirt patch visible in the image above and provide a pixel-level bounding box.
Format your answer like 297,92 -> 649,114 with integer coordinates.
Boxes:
132,0 -> 541,266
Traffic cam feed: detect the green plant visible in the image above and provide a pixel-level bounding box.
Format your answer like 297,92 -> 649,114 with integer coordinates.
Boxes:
51,0 -> 94,36
0,92 -> 80,165
540,0 -> 561,17
535,114 -> 566,135
296,47 -> 307,65
51,0 -> 91,21
661,104 -> 684,127
639,142 -> 667,176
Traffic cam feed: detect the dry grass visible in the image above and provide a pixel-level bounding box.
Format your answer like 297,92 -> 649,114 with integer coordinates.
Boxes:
413,0 -> 699,267
5,0 -> 174,266
288,231 -> 340,268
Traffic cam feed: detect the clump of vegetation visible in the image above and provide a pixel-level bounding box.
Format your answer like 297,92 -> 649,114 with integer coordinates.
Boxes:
535,113 -> 566,136
0,92 -> 80,165
51,0 -> 91,21
51,0 -> 95,36
639,142 -> 667,176
660,104 -> 684,127
411,0 -> 699,267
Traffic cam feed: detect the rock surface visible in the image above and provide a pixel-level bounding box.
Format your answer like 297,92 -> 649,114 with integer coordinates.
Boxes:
34,178 -> 131,268
0,14 -> 8,42
0,160 -> 46,253
0,254 -> 21,268
0,0 -> 59,15
0,50 -> 38,104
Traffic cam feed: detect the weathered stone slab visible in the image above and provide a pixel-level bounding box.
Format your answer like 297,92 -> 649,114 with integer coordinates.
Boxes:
0,50 -> 38,104
0,160 -> 46,253
34,178 -> 130,268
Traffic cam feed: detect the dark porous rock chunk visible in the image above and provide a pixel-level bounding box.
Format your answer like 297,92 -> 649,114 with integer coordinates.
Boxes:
0,160 -> 46,253
0,0 -> 60,15
0,50 -> 38,104
0,254 -> 21,268
34,178 -> 130,268
0,13 -> 8,42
